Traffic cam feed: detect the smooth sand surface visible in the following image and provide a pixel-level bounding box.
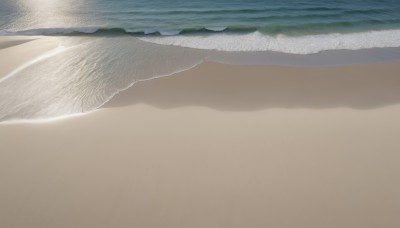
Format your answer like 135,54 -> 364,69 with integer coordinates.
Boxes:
0,37 -> 400,227
0,36 -> 58,80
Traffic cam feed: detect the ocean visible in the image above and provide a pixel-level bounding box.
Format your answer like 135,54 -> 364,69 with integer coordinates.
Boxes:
2,0 -> 400,35
1,0 -> 400,122
2,0 -> 400,53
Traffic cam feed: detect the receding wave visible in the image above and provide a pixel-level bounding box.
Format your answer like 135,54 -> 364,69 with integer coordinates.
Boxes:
0,37 -> 206,123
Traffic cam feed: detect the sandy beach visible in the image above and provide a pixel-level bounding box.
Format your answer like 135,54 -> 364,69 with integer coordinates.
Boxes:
1,36 -> 400,228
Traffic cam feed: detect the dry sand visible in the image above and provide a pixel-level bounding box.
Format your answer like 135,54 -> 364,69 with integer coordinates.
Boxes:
1,36 -> 400,228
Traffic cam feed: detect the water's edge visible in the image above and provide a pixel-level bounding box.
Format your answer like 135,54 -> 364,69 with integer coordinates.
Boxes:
1,35 -> 400,124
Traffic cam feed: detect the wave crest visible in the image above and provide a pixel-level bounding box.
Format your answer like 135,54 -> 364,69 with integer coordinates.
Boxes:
140,30 -> 400,54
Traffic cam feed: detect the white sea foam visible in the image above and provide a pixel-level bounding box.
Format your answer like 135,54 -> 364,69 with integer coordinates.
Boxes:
140,30 -> 400,54
205,27 -> 228,32
158,30 -> 181,36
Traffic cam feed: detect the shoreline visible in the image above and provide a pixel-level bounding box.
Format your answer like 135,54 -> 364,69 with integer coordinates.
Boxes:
1,35 -> 400,124
1,58 -> 400,124
1,36 -> 400,227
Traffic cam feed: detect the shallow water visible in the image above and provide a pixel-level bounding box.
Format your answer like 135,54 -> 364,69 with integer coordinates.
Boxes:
0,37 -> 205,122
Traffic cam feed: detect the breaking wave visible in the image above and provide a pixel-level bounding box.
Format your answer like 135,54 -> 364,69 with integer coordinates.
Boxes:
140,30 -> 400,54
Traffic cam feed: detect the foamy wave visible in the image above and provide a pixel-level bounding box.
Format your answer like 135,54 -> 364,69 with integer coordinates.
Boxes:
140,30 -> 400,54
205,27 -> 228,32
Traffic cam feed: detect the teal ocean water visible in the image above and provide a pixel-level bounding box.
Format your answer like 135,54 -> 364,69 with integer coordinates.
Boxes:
2,0 -> 400,36
1,0 -> 400,122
